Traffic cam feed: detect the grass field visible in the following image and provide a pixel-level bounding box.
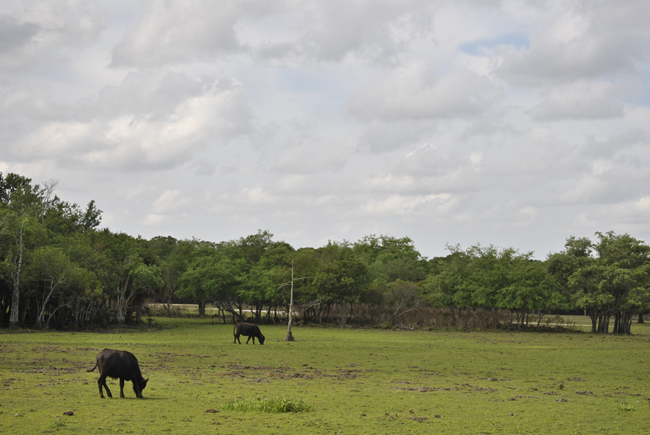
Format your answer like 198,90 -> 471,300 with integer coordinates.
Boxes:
1,317 -> 649,434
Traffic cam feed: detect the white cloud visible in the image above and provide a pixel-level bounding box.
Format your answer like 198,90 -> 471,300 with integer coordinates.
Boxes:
0,0 -> 107,71
348,63 -> 496,121
153,190 -> 191,213
360,193 -> 453,216
14,73 -> 251,171
3,0 -> 650,258
494,2 -> 650,87
636,197 -> 650,210
533,80 -> 624,120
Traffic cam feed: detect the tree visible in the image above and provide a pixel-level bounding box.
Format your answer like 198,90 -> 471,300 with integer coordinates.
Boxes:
0,180 -> 45,328
129,263 -> 164,324
499,258 -> 554,329
555,232 -> 650,334
354,235 -> 427,283
384,279 -> 424,322
312,254 -> 369,322
0,172 -> 32,204
594,232 -> 650,334
29,246 -> 74,328
421,245 -> 473,310
177,253 -> 245,319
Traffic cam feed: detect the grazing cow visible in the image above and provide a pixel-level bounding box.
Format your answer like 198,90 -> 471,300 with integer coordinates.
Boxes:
233,322 -> 265,345
87,349 -> 148,399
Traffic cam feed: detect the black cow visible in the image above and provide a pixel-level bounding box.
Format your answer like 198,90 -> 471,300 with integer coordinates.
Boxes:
233,322 -> 265,345
87,349 -> 148,399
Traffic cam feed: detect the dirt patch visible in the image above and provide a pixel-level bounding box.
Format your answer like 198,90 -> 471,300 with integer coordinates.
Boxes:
33,346 -> 67,353
397,386 -> 457,392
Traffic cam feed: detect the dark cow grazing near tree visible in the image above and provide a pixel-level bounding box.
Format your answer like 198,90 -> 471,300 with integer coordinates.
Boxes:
233,322 -> 265,345
87,349 -> 148,399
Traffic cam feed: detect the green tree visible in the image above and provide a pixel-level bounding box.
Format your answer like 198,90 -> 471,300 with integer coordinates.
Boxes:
499,258 -> 554,329
594,232 -> 650,334
421,245 -> 473,310
0,180 -> 46,328
177,253 -> 245,319
312,254 -> 369,322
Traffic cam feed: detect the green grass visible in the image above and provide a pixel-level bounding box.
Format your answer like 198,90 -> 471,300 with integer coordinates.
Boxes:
222,397 -> 311,413
1,316 -> 649,434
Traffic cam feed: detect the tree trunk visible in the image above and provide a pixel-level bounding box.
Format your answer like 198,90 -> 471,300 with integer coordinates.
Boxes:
8,221 -> 25,330
198,300 -> 206,317
285,262 -> 295,341
116,276 -> 131,324
638,313 -> 644,323
45,303 -> 67,329
588,311 -> 597,333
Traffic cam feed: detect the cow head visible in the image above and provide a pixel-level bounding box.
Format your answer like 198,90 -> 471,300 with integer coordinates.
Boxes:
259,334 -> 265,345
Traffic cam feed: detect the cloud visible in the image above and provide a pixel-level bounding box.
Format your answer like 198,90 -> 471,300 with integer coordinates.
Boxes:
0,0 -> 106,71
494,2 -> 650,87
15,73 -> 251,171
111,0 -> 437,67
360,193 -> 453,216
3,0 -> 650,259
532,80 -> 625,121
292,0 -> 434,63
112,0 -> 248,67
0,15 -> 39,63
153,189 -> 191,213
348,63 -> 496,122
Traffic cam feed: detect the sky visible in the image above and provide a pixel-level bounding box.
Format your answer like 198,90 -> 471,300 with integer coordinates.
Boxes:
1,0 -> 650,259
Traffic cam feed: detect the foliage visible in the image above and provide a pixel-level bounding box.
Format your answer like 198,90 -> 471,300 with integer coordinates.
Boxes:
2,170 -> 650,333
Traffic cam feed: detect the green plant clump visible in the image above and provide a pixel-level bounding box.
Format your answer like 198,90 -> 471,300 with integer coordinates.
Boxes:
223,397 -> 311,413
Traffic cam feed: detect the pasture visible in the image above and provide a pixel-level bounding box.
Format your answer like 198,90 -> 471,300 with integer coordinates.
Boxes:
1,317 -> 649,434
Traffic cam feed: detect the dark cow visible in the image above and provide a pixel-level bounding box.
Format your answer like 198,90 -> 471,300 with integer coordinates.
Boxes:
87,349 -> 148,399
233,322 -> 265,345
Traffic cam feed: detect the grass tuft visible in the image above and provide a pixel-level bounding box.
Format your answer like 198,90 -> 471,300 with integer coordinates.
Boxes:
222,397 -> 311,413
616,403 -> 635,412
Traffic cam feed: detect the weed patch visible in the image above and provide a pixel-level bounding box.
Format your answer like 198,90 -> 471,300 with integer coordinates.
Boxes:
222,397 -> 311,413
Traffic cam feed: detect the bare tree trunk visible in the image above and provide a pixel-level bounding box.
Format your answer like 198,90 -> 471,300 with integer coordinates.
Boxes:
116,276 -> 131,324
45,303 -> 67,329
9,219 -> 25,330
36,274 -> 66,328
285,259 -> 295,341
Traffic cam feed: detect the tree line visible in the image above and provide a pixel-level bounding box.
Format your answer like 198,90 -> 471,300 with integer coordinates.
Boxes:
1,172 -> 649,333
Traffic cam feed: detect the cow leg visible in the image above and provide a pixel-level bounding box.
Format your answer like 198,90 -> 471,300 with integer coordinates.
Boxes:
234,333 -> 241,344
120,379 -> 125,398
252,336 -> 256,344
99,375 -> 112,398
97,377 -> 105,398
246,335 -> 251,344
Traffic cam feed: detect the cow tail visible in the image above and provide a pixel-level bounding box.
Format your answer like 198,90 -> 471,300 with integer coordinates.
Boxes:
86,360 -> 98,372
